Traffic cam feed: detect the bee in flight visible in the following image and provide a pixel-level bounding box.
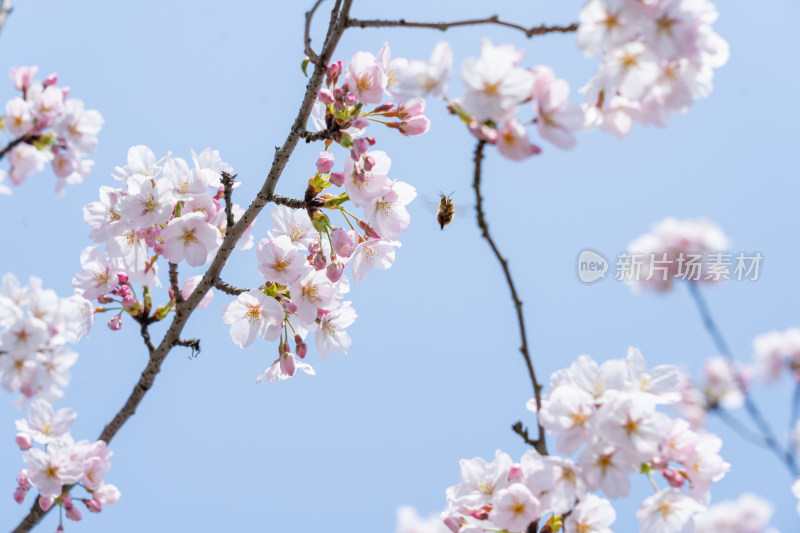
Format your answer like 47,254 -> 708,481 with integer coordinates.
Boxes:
437,192 -> 455,230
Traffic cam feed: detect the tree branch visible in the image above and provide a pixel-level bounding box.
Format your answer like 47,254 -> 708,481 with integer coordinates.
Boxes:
472,140 -> 547,456
687,282 -> 798,476
221,171 -> 237,229
212,278 -> 249,296
268,193 -> 308,209
12,1 -> 355,531
304,0 -> 325,65
346,15 -> 579,38
168,263 -> 184,306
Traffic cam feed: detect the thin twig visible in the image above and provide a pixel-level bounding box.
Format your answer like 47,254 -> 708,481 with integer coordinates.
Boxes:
213,278 -> 249,296
346,15 -> 579,38
472,139 -> 547,456
139,321 -> 156,355
169,263 -> 184,306
304,0 -> 325,65
269,193 -> 308,209
511,421 -> 539,448
0,0 -> 12,36
12,2 -> 355,531
176,338 -> 201,357
711,407 -> 770,448
687,282 -> 798,476
295,127 -> 333,142
221,172 -> 237,229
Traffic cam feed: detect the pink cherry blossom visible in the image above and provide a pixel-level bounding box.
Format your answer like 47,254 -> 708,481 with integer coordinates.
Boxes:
256,235 -> 310,285
222,289 -> 285,348
160,212 -> 223,267
315,301 -> 356,357
345,51 -> 387,104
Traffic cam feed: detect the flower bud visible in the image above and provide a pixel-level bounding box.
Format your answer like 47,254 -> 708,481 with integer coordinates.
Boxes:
316,152 -> 335,174
84,498 -> 102,513
97,295 -> 114,304
332,87 -> 344,100
66,505 -> 82,521
353,138 -> 370,157
122,295 -> 137,309
13,487 -> 27,504
357,220 -> 380,239
15,433 -> 32,451
43,73 -> 58,88
116,284 -> 131,298
16,470 -> 30,489
312,252 -> 327,271
116,273 -> 129,284
282,298 -> 298,314
153,243 -> 165,256
662,468 -> 685,488
398,116 -> 430,136
326,61 -> 341,79
352,116 -> 369,130
296,342 -> 307,359
107,314 -> 122,331
398,97 -> 426,118
326,261 -> 344,283
363,155 -> 376,171
344,93 -> 356,106
39,496 -> 54,512
329,171 -> 345,187
331,228 -> 355,258
317,88 -> 335,105
280,353 -> 297,377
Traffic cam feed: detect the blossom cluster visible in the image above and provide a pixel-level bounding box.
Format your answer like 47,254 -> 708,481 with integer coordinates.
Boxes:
1,66 -> 103,195
624,216 -> 730,292
220,45 -> 451,382
75,146 -> 246,328
13,399 -> 120,523
442,348 -> 729,533
0,274 -> 93,407
449,40 -> 587,160
578,0 -> 729,138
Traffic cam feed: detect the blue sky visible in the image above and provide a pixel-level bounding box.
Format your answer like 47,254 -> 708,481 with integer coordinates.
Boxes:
1,0 -> 799,531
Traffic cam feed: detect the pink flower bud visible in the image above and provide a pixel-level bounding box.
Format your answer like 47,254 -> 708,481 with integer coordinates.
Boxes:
42,73 -> 58,88
326,261 -> 344,283
66,505 -> 82,521
307,242 -> 321,255
332,87 -> 344,100
344,93 -> 356,106
398,97 -> 426,117
662,468 -> 685,488
317,88 -> 335,105
470,508 -> 489,520
280,353 -> 296,377
153,243 -> 165,255
312,252 -> 327,270
83,498 -> 102,513
116,272 -> 128,284
296,342 -> 307,359
16,470 -> 29,489
357,220 -> 380,239
62,494 -> 74,509
507,464 -> 523,482
116,284 -> 131,297
468,121 -> 498,143
398,115 -> 430,136
363,156 -> 376,171
329,171 -> 345,187
353,138 -> 370,157
13,487 -> 27,504
352,116 -> 369,130
282,298 -> 298,314
107,314 -> 122,331
331,228 -> 355,258
97,295 -> 114,304
122,295 -> 137,308
39,496 -> 54,512
15,433 -> 32,450
316,152 -> 335,174
326,61 -> 341,79
9,66 -> 38,92
365,136 -> 376,146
